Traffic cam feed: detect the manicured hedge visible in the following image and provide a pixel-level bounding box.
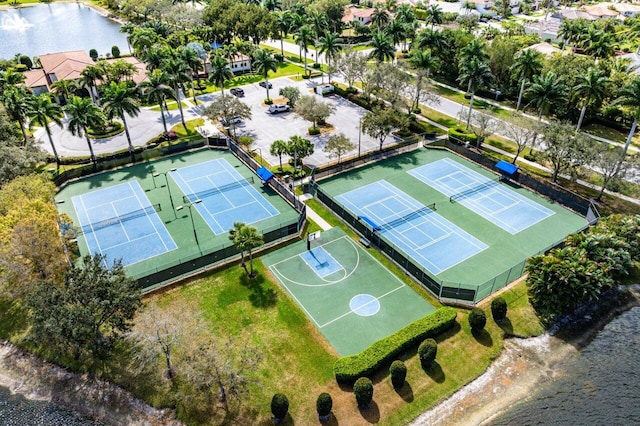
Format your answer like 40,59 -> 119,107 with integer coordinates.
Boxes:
448,127 -> 477,144
333,308 -> 457,384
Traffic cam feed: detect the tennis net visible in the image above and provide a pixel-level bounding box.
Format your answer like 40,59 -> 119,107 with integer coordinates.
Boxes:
81,203 -> 161,234
377,203 -> 436,231
182,177 -> 254,203
449,178 -> 500,203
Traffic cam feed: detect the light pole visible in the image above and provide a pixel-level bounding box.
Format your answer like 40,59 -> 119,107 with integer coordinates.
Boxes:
358,116 -> 362,157
153,168 -> 177,215
176,199 -> 203,247
251,147 -> 263,166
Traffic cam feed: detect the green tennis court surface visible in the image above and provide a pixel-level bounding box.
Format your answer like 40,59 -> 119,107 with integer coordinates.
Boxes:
262,227 -> 435,356
317,149 -> 588,300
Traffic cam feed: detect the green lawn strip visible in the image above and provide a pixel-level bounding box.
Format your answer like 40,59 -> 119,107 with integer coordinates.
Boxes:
169,118 -> 204,137
582,122 -> 640,148
149,101 -> 188,112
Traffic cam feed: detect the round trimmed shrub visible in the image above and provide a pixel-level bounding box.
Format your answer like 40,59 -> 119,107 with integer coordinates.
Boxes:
19,55 -> 32,69
308,126 -> 320,135
389,360 -> 407,389
111,45 -> 121,58
491,297 -> 508,323
353,377 -> 374,408
270,393 -> 289,422
89,48 -> 98,61
316,392 -> 332,421
264,98 -> 273,105
418,338 -> 437,369
469,307 -> 487,334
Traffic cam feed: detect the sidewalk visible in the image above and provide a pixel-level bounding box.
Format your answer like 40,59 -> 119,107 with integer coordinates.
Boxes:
298,193 -> 333,231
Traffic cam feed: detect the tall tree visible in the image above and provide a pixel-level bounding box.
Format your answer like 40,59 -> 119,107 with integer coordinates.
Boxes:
459,38 -> 489,63
425,4 -> 443,29
526,71 -> 568,121
1,86 -> 31,144
337,49 -> 368,90
101,82 -> 141,163
323,133 -> 355,164
275,10 -> 292,58
613,78 -> 640,174
541,120 -> 591,182
162,55 -> 191,129
65,96 -> 107,169
362,107 -> 401,151
270,139 -> 288,171
253,49 -> 278,99
308,10 -> 327,66
317,31 -> 343,82
573,67 -> 609,131
181,46 -> 204,97
294,95 -> 336,129
286,135 -> 314,172
369,31 -> 396,63
457,57 -> 493,129
80,65 -> 104,103
208,54 -> 233,98
50,79 -> 78,105
294,24 -> 314,73
29,254 -> 141,362
409,49 -> 439,111
229,223 -> 264,278
371,5 -> 390,30
139,69 -> 175,137
511,49 -> 543,111
26,94 -> 64,167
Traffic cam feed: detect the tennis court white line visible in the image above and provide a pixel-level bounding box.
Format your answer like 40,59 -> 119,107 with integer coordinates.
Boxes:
269,235 -> 348,268
76,194 -> 103,255
299,249 -> 345,279
319,284 -> 405,329
269,265 -> 322,328
128,181 -> 173,252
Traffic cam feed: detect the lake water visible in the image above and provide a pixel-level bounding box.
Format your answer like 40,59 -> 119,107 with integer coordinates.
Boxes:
0,3 -> 129,60
0,384 -> 102,425
490,306 -> 640,425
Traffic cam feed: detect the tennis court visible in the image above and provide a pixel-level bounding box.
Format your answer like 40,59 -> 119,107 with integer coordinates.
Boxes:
336,180 -> 487,274
262,227 -> 435,356
170,158 -> 279,235
71,181 -> 177,266
409,158 -> 554,234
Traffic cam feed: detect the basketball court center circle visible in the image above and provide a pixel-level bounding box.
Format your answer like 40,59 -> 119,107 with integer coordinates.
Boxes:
349,294 -> 380,317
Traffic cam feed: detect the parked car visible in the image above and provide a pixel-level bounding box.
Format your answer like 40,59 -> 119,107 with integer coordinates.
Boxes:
230,87 -> 245,97
259,81 -> 273,89
268,104 -> 290,114
221,116 -> 242,126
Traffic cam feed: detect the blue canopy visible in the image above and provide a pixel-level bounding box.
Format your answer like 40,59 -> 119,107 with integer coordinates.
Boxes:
359,216 -> 381,231
496,160 -> 518,176
210,41 -> 223,50
256,166 -> 274,183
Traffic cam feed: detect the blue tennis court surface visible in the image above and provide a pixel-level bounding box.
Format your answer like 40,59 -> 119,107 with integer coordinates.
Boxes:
409,158 -> 554,234
336,180 -> 487,274
72,182 -> 177,266
300,247 -> 343,278
170,158 -> 279,235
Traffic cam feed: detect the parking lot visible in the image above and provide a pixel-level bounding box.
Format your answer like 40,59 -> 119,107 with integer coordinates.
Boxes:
211,76 -> 389,168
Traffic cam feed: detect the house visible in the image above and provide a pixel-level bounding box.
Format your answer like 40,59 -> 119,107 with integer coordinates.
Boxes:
524,19 -> 562,42
604,2 -> 640,18
228,54 -> 251,74
579,4 -> 619,19
23,69 -> 49,95
522,42 -> 565,57
341,6 -> 375,26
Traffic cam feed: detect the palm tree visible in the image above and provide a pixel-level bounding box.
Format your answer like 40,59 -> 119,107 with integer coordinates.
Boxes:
409,49 -> 439,110
385,19 -> 406,49
65,96 -> 107,169
139,69 -> 175,137
143,46 -> 172,72
582,27 -> 615,60
457,57 -> 493,129
26,94 -> 64,166
275,11 -> 292,58
526,71 -> 568,121
425,4 -> 443,29
318,31 -> 343,82
264,0 -> 281,12
270,139 -> 288,170
613,78 -> 640,172
0,68 -> 26,89
459,38 -> 489,63
308,10 -> 327,66
229,222 -> 264,278
1,86 -> 31,144
162,55 -> 191,129
415,28 -> 448,57
371,5 -> 390,30
511,49 -> 544,111
294,24 -> 314,73
130,27 -> 159,56
50,79 -> 78,105
208,54 -> 233,99
80,65 -> 104,103
557,19 -> 587,52
395,4 -> 416,49
253,49 -> 278,100
101,82 -> 140,163
181,46 -> 204,98
369,31 -> 396,63
573,67 -> 609,131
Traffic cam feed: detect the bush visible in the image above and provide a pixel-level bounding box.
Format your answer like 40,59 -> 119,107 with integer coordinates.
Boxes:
238,135 -> 254,147
316,392 -> 332,420
274,53 -> 284,62
418,338 -> 437,369
111,45 -> 121,58
271,393 -> 289,421
334,308 -> 457,384
353,377 -> 373,408
13,63 -> 27,72
389,360 -> 407,389
309,126 -> 320,135
448,127 -> 478,145
491,297 -> 508,323
18,55 -> 32,69
264,98 -> 273,105
86,121 -> 124,138
89,49 -> 98,61
469,308 -> 487,334
312,62 -> 321,69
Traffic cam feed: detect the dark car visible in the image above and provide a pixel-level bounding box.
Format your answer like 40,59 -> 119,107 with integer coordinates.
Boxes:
259,81 -> 273,89
230,87 -> 245,97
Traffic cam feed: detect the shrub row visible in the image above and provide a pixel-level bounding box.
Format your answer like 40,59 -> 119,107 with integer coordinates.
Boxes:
333,308 -> 457,384
448,127 -> 477,144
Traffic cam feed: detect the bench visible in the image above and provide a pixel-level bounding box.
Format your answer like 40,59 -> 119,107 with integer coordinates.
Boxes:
359,237 -> 371,248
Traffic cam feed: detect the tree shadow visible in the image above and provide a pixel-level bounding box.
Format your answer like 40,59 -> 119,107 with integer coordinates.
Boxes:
424,361 -> 445,383
239,272 -> 277,308
472,329 -> 494,347
358,400 -> 380,423
497,317 -> 514,336
323,412 -> 339,425
395,381 -> 414,402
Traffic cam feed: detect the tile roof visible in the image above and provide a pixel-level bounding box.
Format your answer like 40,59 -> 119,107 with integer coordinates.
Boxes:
39,50 -> 94,82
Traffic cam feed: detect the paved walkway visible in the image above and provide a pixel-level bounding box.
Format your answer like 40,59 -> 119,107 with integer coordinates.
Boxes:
297,193 -> 333,231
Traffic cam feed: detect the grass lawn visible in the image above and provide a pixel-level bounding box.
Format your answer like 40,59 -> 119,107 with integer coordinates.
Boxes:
582,122 -> 640,149
169,118 -> 203,137
149,101 -> 189,112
